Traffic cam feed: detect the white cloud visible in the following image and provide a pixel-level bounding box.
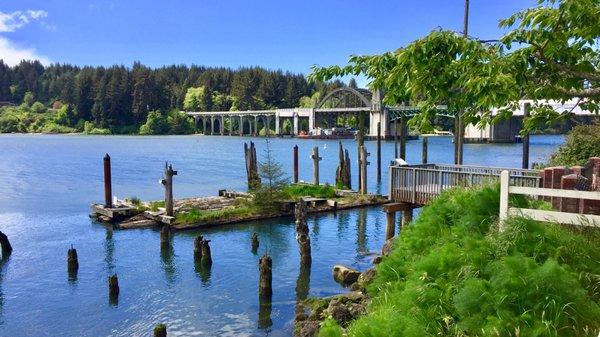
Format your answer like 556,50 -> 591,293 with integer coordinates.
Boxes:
0,10 -> 48,32
0,36 -> 50,66
0,10 -> 51,65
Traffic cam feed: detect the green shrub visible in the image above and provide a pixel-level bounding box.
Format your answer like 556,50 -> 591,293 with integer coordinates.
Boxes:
283,184 -> 336,199
548,123 -> 600,166
338,185 -> 600,337
167,110 -> 195,134
139,110 -> 169,135
31,101 -> 46,114
317,318 -> 343,337
40,122 -> 76,133
174,206 -> 256,225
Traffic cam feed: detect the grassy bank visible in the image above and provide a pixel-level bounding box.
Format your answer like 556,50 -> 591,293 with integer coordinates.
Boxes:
320,185 -> 600,337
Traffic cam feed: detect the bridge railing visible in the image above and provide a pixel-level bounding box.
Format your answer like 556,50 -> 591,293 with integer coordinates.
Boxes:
389,164 -> 541,205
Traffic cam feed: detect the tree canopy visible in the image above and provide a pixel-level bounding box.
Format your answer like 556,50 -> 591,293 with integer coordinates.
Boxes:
310,0 -> 600,132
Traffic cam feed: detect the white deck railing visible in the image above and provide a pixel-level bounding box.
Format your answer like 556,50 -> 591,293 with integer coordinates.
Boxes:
499,170 -> 600,231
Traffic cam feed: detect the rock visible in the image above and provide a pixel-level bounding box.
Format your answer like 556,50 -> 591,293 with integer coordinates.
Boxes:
327,298 -> 353,326
349,282 -> 361,291
357,268 -> 377,287
381,238 -> 395,256
372,256 -> 383,264
295,320 -> 320,337
332,265 -> 360,286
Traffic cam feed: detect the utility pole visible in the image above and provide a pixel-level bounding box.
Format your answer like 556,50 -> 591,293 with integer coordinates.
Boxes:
456,0 -> 470,165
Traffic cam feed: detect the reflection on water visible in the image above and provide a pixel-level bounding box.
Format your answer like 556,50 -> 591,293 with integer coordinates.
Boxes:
0,134 -> 563,336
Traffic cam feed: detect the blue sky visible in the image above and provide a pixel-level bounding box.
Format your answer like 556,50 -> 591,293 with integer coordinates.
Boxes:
1,0 -> 535,76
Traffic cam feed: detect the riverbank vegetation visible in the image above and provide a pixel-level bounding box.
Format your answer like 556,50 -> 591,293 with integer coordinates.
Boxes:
0,61 -> 345,134
547,122 -> 600,167
318,185 -> 600,336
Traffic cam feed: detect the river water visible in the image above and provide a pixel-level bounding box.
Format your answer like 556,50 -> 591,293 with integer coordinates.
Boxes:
0,134 -> 563,336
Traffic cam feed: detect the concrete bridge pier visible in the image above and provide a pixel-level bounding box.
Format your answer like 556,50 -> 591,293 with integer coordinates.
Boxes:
220,116 -> 225,136
239,116 -> 244,136
275,116 -> 280,136
293,113 -> 299,136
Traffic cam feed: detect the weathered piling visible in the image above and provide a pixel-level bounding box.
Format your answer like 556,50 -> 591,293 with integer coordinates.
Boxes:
357,112 -> 365,189
108,274 -> 119,300
194,235 -> 203,261
335,142 -> 351,189
0,231 -> 13,258
399,116 -> 407,160
160,225 -> 171,250
154,324 -> 167,337
104,154 -> 113,208
251,233 -> 259,253
201,238 -> 212,267
311,146 -> 322,185
67,245 -> 79,273
360,145 -> 369,194
522,102 -> 531,169
293,145 -> 299,184
161,163 -> 178,217
422,136 -> 428,164
377,121 -> 382,181
258,294 -> 273,329
244,142 -> 260,189
294,200 -> 312,265
259,253 -> 272,299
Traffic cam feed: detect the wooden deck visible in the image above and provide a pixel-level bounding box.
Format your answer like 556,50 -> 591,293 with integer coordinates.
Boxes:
389,164 -> 540,206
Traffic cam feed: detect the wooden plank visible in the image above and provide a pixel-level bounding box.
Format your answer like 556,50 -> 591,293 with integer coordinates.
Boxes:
510,186 -> 600,200
508,207 -> 600,227
383,202 -> 411,213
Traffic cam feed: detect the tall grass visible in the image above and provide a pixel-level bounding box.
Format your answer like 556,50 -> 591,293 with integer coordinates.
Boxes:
322,185 -> 600,337
282,184 -> 336,199
174,206 -> 256,225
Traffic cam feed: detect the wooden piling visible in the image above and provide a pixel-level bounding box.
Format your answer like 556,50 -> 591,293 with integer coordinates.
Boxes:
399,117 -> 406,160
311,146 -> 321,186
161,163 -> 178,217
357,112 -> 365,189
154,324 -> 167,337
294,200 -> 311,265
251,233 -> 259,253
0,231 -> 13,257
194,235 -> 203,261
377,121 -> 381,181
522,103 -> 530,169
360,145 -> 369,194
394,119 -> 399,158
108,274 -> 119,299
67,245 -> 79,273
385,212 -> 396,240
244,142 -> 260,189
422,136 -> 428,164
103,154 -> 113,208
293,145 -> 299,184
335,142 -> 351,189
201,238 -> 212,267
259,253 -> 272,299
344,149 -> 352,190
402,208 -> 413,227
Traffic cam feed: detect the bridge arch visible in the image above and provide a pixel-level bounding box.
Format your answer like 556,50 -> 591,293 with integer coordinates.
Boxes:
316,87 -> 372,109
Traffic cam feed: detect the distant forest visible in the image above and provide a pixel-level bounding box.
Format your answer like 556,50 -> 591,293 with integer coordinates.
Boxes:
0,60 -> 345,134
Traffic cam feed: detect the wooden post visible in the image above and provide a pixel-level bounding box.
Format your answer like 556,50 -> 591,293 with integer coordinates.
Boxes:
399,116 -> 406,160
103,154 -> 112,208
357,112 -> 365,189
456,110 -> 464,165
422,136 -> 428,164
0,231 -> 13,258
335,142 -> 351,189
161,163 -> 177,217
295,200 -> 311,265
394,119 -> 399,158
385,212 -> 396,240
154,324 -> 167,337
108,274 -> 119,300
293,145 -> 299,184
259,253 -> 272,299
360,145 -> 369,194
194,235 -> 203,261
245,142 -> 260,189
402,208 -> 413,227
499,170 -> 510,231
201,238 -> 212,267
67,245 -> 79,274
344,149 -> 352,190
377,121 -> 382,182
251,233 -> 259,253
311,146 -> 322,185
522,103 -> 530,169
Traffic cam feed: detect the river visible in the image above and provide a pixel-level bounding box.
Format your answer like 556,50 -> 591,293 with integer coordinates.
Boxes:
0,134 -> 563,336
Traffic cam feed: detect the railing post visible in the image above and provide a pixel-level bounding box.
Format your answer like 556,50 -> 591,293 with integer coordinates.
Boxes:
388,166 -> 393,201
411,168 -> 417,204
499,170 -> 510,231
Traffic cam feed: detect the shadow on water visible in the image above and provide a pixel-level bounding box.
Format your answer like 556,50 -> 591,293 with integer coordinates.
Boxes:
356,208 -> 367,253
295,261 -> 311,302
337,211 -> 350,238
160,240 -> 177,285
103,224 -> 115,274
0,255 -> 10,324
194,259 -> 212,286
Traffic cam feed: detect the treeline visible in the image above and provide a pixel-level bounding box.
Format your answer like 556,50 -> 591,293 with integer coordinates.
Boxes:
0,60 -> 344,133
